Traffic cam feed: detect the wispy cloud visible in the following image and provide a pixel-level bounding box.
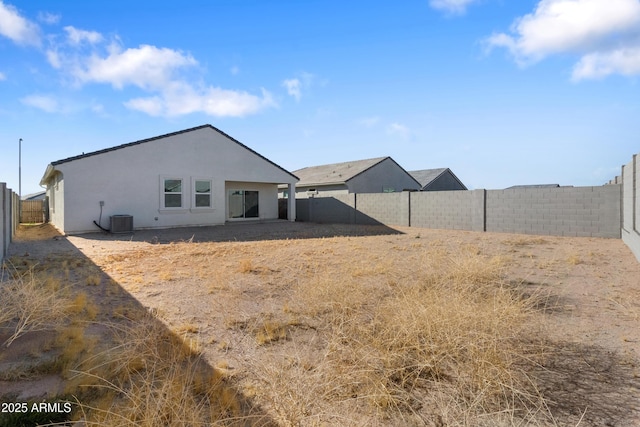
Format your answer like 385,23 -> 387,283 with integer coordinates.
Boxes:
429,0 -> 480,14
0,1 -> 41,46
282,71 -> 316,101
0,71 -> 5,81
37,11 -> 60,25
282,78 -> 302,101
485,0 -> 640,80
20,94 -> 60,113
386,122 -> 412,139
124,84 -> 275,118
357,116 -> 380,127
64,26 -> 103,45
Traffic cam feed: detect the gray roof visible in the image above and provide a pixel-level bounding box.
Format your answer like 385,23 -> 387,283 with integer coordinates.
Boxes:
506,184 -> 560,189
22,191 -> 46,200
409,168 -> 467,190
293,157 -> 389,187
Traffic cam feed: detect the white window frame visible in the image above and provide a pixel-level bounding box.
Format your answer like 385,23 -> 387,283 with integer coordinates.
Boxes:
160,176 -> 186,211
191,177 -> 214,211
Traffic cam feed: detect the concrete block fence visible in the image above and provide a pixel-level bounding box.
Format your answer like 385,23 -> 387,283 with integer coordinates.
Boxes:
297,184 -> 622,239
1,182 -> 20,263
621,154 -> 640,262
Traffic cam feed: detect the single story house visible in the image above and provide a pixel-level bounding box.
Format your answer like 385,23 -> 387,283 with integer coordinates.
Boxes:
40,124 -> 298,234
408,168 -> 467,191
283,157 -> 421,198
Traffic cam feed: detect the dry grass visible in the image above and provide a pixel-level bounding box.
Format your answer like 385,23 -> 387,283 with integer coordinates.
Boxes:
0,265 -> 72,347
70,313 -> 247,427
8,223 -> 637,426
267,247 -> 552,425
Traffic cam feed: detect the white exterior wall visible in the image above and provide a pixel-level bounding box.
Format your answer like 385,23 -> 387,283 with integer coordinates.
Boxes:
47,127 -> 296,234
45,172 -> 65,232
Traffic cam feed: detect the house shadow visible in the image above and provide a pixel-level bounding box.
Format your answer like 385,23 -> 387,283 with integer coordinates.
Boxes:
530,340 -> 640,425
2,224 -> 278,426
68,216 -> 403,246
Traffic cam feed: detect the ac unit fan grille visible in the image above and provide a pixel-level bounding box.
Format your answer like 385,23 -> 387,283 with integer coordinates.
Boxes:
110,215 -> 133,233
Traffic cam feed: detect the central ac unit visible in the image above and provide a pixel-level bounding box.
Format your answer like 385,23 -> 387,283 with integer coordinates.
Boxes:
110,215 -> 133,233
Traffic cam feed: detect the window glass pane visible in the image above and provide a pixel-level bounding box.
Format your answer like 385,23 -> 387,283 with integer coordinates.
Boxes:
164,179 -> 182,193
165,193 -> 182,208
244,191 -> 259,218
195,180 -> 210,193
228,191 -> 244,218
195,194 -> 210,207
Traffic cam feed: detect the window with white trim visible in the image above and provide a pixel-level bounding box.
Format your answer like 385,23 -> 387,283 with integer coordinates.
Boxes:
163,178 -> 183,208
194,179 -> 212,208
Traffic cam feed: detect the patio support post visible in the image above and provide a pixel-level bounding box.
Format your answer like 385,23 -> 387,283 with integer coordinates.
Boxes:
287,183 -> 296,222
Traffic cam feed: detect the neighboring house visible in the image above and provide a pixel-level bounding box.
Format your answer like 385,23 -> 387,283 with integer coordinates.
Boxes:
284,157 -> 421,198
409,168 -> 467,191
40,125 -> 298,234
22,191 -> 46,200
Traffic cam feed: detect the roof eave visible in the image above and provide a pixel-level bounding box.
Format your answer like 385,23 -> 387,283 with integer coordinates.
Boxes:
39,164 -> 56,187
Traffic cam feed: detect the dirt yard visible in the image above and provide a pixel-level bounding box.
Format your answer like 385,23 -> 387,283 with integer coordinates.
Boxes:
2,221 -> 640,426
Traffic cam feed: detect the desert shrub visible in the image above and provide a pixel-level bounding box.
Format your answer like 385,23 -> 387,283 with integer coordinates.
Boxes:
280,247 -> 551,425
71,313 -> 245,427
0,266 -> 72,347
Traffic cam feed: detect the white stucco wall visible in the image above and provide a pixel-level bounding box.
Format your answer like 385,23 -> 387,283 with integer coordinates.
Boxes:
45,172 -> 65,233
46,126 -> 296,234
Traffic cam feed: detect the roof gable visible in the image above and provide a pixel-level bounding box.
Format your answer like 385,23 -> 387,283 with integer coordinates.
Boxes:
42,124 -> 298,184
409,168 -> 467,190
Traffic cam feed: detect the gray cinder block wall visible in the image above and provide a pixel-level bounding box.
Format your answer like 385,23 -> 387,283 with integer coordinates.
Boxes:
486,185 -> 621,238
296,185 -> 622,239
621,154 -> 640,261
410,190 -> 475,230
1,182 -> 19,263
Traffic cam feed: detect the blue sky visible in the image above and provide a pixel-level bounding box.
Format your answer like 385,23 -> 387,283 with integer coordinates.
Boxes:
1,0 -> 638,195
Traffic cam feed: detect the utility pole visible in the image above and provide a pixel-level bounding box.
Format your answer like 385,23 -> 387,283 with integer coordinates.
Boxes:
19,138 -> 22,223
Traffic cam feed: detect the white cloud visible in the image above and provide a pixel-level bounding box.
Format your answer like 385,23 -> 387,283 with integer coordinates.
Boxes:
0,71 -> 5,81
387,122 -> 412,139
572,47 -> 640,79
486,0 -> 640,79
125,82 -> 276,118
20,94 -> 59,113
358,116 -> 380,127
37,11 -> 60,25
64,26 -> 103,46
0,1 -> 40,46
429,0 -> 479,14
282,78 -> 301,101
73,44 -> 197,90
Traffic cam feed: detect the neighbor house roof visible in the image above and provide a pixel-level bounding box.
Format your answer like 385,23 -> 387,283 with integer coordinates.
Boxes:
409,168 -> 467,190
293,157 -> 390,187
506,184 -> 560,189
40,124 -> 298,185
22,191 -> 46,201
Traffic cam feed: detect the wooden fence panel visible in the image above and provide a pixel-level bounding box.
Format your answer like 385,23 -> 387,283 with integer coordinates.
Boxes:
21,200 -> 45,223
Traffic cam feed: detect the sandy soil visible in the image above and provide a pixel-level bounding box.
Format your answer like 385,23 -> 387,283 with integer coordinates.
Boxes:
2,221 -> 640,426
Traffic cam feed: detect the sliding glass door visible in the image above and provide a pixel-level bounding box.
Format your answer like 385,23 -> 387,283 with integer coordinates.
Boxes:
228,190 -> 259,219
